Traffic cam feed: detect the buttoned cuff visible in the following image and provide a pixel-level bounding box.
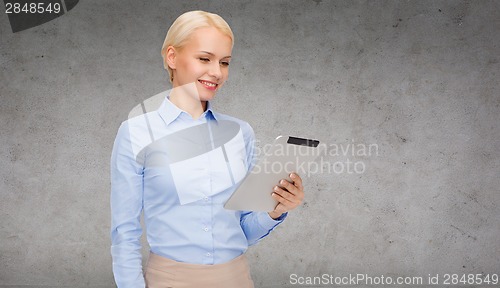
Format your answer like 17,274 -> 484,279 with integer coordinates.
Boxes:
257,211 -> 288,229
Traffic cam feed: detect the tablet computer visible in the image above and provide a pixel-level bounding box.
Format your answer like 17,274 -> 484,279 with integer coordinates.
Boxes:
224,135 -> 325,212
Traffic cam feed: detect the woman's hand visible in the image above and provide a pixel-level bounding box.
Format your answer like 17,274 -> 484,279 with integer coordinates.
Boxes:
268,172 -> 304,219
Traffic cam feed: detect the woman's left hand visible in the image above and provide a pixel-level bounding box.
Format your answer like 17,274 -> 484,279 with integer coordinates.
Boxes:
268,172 -> 304,219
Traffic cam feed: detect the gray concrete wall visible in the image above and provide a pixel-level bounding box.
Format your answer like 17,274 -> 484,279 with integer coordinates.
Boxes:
1,0 -> 499,287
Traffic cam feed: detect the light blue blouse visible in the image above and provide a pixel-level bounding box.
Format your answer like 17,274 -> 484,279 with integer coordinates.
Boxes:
110,95 -> 286,287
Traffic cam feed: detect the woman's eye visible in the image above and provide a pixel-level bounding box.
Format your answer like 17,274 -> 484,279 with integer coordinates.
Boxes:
221,62 -> 230,67
199,58 -> 210,62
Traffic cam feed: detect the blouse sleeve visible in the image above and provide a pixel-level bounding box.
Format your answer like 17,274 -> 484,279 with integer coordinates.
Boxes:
239,122 -> 287,245
110,122 -> 145,288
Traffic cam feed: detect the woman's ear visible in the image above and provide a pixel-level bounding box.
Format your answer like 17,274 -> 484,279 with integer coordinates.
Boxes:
165,46 -> 177,70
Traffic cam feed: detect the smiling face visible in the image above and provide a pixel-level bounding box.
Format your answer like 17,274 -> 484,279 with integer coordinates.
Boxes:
166,26 -> 232,102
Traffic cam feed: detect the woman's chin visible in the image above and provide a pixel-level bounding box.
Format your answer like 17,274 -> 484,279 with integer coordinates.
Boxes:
199,94 -> 216,102
196,87 -> 219,101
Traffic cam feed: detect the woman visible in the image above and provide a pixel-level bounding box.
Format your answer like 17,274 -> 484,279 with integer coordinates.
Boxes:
110,10 -> 305,288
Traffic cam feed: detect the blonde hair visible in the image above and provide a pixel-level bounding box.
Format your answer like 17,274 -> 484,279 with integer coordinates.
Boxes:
161,10 -> 234,83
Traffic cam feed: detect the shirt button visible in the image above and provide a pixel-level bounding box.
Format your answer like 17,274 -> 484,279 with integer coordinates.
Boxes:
203,227 -> 209,232
204,197 -> 209,201
206,252 -> 211,257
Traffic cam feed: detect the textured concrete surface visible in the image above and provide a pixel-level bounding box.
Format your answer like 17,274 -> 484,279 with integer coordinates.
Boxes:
1,0 -> 499,287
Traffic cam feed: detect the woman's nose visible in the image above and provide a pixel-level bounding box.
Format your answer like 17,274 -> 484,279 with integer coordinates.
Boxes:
208,63 -> 222,79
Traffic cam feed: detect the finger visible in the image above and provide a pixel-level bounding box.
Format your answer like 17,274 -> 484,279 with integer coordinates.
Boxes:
273,194 -> 299,212
273,191 -> 301,210
289,172 -> 303,190
272,189 -> 303,213
274,187 -> 303,208
278,179 -> 301,196
273,186 -> 296,203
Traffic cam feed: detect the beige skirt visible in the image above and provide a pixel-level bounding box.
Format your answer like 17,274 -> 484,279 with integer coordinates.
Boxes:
145,252 -> 255,288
